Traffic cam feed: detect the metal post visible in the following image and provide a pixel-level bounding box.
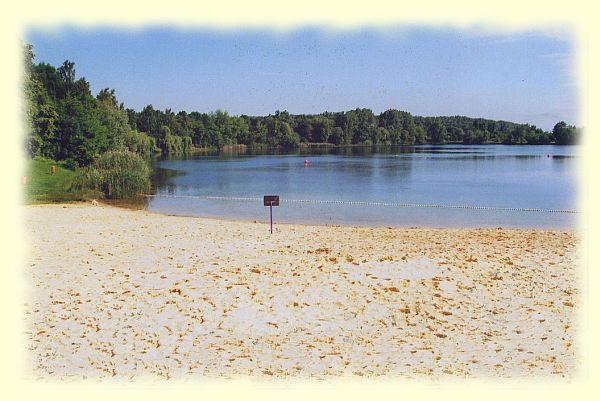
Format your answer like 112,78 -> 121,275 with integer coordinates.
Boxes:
263,195 -> 278,234
270,202 -> 273,234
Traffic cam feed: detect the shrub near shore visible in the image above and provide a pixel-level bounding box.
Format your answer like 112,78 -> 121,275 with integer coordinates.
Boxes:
73,150 -> 150,199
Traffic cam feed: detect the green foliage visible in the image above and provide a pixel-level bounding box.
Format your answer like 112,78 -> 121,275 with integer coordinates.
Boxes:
413,125 -> 427,144
122,129 -> 158,155
72,165 -> 104,196
73,150 -> 150,199
330,126 -> 345,145
24,76 -> 58,158
95,91 -> 132,150
501,124 -> 553,145
24,44 -> 164,164
311,116 -> 333,143
552,121 -> 580,145
122,105 -> 583,148
23,41 -> 582,169
54,96 -> 110,166
31,62 -> 66,100
276,122 -> 301,149
427,119 -> 448,143
182,136 -> 193,152
351,108 -> 376,144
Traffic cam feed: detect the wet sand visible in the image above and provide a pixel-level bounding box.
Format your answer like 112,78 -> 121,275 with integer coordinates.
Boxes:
23,203 -> 581,381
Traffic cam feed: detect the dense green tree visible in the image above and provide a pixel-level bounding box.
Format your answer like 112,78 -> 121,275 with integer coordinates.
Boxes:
23,46 -> 58,158
122,129 -> 157,155
372,126 -> 389,144
448,126 -> 465,143
97,88 -> 118,106
95,89 -> 134,150
334,112 -> 356,145
174,111 -> 194,138
552,121 -> 579,145
24,42 -> 582,170
250,119 -> 268,146
31,63 -> 66,100
525,127 -> 552,145
311,116 -> 333,143
330,126 -> 345,145
24,77 -> 58,157
378,109 -> 418,144
58,60 -> 75,85
428,119 -> 447,143
351,108 -> 376,144
54,96 -> 110,166
137,105 -> 160,137
125,108 -> 139,131
274,110 -> 293,126
294,118 -> 313,143
276,121 -> 300,149
71,77 -> 92,100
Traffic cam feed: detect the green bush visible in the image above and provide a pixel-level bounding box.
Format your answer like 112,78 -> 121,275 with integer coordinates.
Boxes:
73,150 -> 150,199
72,165 -> 104,193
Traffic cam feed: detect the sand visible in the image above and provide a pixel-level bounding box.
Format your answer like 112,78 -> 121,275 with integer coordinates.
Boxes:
22,203 -> 581,382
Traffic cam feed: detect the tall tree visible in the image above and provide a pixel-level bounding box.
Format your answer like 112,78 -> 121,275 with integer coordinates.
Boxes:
54,96 -> 109,165
23,44 -> 58,158
351,108 -> 376,144
97,88 -> 118,107
58,60 -> 75,84
428,119 -> 447,143
552,121 -> 579,145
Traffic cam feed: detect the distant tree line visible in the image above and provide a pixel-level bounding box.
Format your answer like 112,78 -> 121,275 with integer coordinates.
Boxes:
24,43 -> 582,169
125,106 -> 581,150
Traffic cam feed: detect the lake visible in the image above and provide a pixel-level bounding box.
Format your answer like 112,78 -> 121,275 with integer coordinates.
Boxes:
147,145 -> 581,229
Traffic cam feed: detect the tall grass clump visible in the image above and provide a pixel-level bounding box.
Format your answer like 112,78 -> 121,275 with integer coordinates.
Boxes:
73,150 -> 150,199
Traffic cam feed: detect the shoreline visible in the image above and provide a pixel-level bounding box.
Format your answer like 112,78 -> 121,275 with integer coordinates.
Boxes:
23,203 -> 582,380
100,200 -> 579,232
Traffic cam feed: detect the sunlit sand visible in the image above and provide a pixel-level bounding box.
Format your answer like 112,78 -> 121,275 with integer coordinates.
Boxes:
23,203 -> 581,381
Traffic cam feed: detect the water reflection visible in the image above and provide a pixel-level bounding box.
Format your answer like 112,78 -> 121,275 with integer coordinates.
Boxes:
157,144 -> 579,159
146,145 -> 579,228
151,167 -> 183,195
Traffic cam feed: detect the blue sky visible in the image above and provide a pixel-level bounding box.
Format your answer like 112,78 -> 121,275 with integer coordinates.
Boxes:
25,26 -> 578,130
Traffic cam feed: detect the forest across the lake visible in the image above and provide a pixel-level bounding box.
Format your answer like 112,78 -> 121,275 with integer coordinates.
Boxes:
24,43 -> 581,164
22,43 -> 582,200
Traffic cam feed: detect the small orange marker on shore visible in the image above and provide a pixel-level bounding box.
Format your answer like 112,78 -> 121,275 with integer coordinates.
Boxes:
51,165 -> 57,174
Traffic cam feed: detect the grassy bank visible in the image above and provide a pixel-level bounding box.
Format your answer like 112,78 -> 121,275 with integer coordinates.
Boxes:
24,158 -> 84,204
25,151 -> 153,204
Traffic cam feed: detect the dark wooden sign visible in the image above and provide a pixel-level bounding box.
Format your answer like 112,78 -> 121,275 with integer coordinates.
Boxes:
263,195 -> 280,207
264,195 -> 279,234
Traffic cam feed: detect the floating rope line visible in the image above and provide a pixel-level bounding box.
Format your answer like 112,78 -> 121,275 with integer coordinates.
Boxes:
144,194 -> 580,214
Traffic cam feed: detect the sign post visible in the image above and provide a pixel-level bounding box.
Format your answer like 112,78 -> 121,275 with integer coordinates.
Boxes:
263,195 -> 280,234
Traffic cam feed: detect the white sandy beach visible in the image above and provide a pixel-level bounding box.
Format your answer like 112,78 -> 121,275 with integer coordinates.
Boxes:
23,203 -> 581,381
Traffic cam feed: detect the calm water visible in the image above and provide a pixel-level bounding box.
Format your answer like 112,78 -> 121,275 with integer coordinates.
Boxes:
148,145 -> 580,229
